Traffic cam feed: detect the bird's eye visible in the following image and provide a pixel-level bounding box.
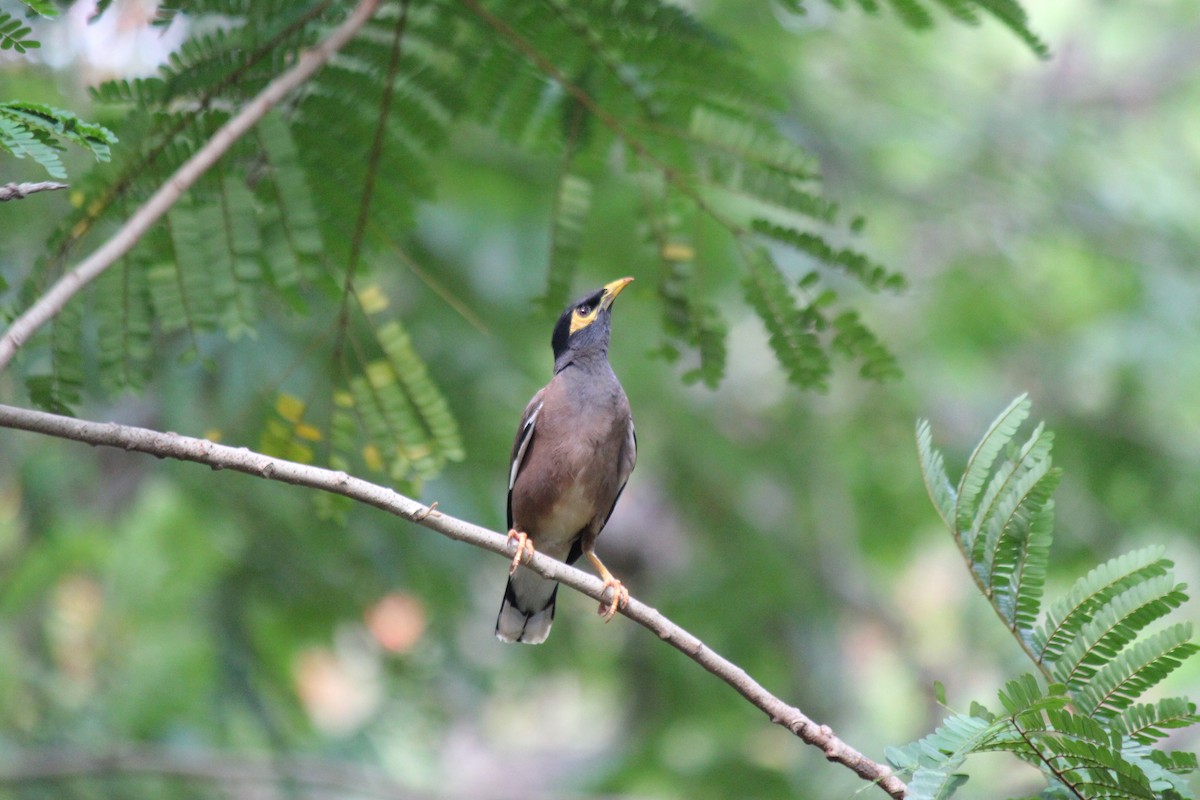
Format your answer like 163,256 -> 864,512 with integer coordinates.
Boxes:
577,304 -> 592,316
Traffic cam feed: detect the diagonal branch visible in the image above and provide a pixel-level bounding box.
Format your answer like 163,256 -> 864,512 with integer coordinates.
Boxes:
0,401 -> 906,799
0,0 -> 384,375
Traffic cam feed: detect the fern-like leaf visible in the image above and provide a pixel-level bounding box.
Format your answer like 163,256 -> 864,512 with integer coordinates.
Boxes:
968,421 -> 1051,559
742,248 -> 829,389
642,187 -> 728,387
95,253 -> 153,392
1076,624 -> 1199,719
1115,698 -> 1200,745
542,172 -> 592,312
1050,575 -> 1189,690
255,111 -> 324,288
687,105 -> 817,182
1008,497 -> 1053,640
916,418 -> 957,530
984,468 -> 1059,628
19,0 -> 58,17
373,319 -> 465,467
886,710 -> 997,771
0,9 -> 39,53
819,0 -> 1049,58
751,219 -> 904,292
831,309 -> 902,380
954,393 -> 1030,537
0,101 -> 116,177
1034,546 -> 1172,664
906,767 -> 969,800
913,400 -> 1198,798
1129,747 -> 1198,799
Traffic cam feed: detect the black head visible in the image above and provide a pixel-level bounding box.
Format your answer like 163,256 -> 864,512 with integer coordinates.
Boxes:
550,277 -> 634,369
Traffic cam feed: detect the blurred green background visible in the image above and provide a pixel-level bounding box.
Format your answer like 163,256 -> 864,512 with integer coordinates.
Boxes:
1,1 -> 1198,798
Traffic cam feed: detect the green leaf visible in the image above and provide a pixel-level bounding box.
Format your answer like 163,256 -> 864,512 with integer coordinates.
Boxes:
1077,624 -> 1199,718
916,418 -> 957,530
954,393 -> 1030,538
750,219 -> 905,292
969,421 -> 1052,562
20,0 -> 59,17
1050,575 -> 1190,689
0,113 -> 64,178
887,711 -> 997,773
374,319 -> 465,466
0,10 -> 39,53
1115,698 -> 1200,745
907,767 -> 969,800
742,248 -> 829,390
541,171 -> 592,312
987,472 -> 1059,633
1034,546 -> 1172,664
0,101 -> 117,177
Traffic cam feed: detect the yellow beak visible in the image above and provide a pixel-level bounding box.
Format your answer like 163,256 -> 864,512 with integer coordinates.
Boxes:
600,276 -> 634,309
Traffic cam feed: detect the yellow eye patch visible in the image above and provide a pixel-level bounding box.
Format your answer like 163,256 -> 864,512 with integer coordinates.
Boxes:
569,304 -> 601,334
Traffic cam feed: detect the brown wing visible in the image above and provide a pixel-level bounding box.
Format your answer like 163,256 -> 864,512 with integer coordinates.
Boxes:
602,416 -> 637,528
506,387 -> 545,531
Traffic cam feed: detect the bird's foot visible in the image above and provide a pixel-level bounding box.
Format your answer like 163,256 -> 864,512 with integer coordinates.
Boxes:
506,529 -> 535,575
597,578 -> 629,622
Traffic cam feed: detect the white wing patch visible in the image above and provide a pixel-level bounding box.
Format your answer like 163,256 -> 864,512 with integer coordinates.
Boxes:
509,402 -> 542,490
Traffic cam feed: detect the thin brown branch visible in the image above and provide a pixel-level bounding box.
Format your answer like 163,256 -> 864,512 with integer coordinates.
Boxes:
0,744 -> 638,800
0,401 -> 906,799
332,0 -> 411,363
0,182 -> 68,201
0,0 -> 384,374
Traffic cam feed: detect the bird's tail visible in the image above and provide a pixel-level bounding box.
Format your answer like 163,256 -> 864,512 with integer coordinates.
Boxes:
495,568 -> 558,644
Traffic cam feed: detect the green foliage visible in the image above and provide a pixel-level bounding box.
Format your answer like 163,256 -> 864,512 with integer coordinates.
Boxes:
0,9 -> 38,53
453,0 -> 908,388
0,1 -> 59,53
0,101 -> 116,177
641,183 -> 728,387
898,398 -> 1200,799
542,171 -> 592,312
781,0 -> 1048,57
17,0 -> 58,17
3,0 -> 947,477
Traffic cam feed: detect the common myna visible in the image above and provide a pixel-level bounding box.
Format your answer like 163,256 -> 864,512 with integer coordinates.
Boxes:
495,277 -> 637,644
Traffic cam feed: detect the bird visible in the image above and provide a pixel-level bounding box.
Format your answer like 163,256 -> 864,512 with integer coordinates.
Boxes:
495,276 -> 637,644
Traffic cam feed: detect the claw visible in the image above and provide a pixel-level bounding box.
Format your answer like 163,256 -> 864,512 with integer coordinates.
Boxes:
597,579 -> 629,622
506,529 -> 535,575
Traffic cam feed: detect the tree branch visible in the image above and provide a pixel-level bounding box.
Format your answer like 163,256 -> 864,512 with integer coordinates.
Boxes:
0,744 -> 636,799
0,401 -> 906,798
0,182 -> 68,201
0,0 -> 383,374
0,745 -> 412,799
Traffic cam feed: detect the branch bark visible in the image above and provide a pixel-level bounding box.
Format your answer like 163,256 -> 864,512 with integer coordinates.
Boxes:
0,0 -> 383,374
0,402 -> 906,798
0,182 -> 68,201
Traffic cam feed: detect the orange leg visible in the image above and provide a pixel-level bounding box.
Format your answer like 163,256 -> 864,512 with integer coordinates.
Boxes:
586,549 -> 629,622
506,529 -> 535,575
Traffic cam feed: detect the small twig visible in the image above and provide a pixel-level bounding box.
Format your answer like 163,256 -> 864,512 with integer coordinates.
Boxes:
0,0 -> 383,374
0,402 -> 906,798
0,182 -> 68,201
